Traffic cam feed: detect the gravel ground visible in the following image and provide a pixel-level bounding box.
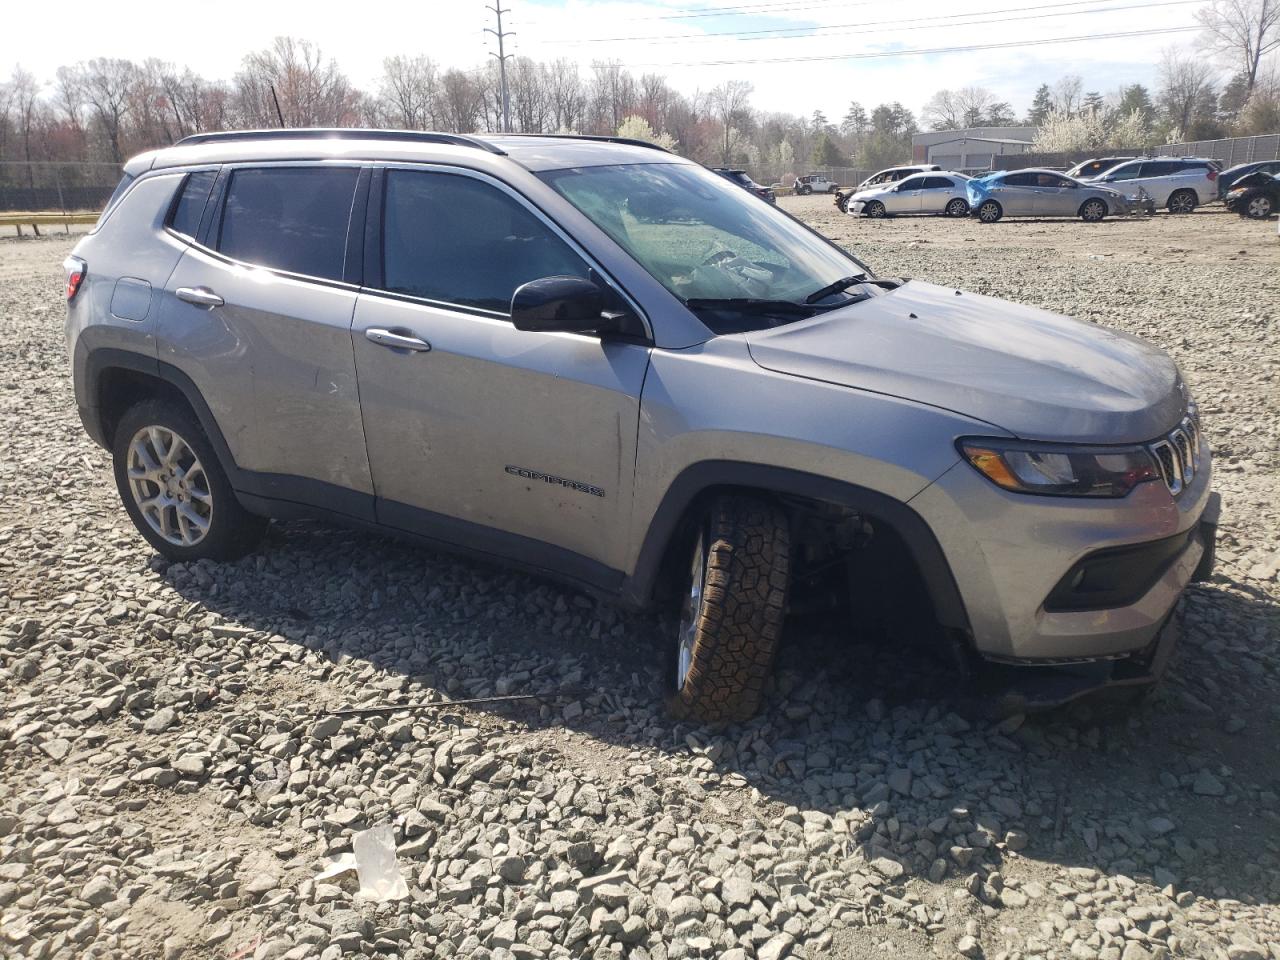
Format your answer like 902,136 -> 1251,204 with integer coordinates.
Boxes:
1,203 -> 1278,960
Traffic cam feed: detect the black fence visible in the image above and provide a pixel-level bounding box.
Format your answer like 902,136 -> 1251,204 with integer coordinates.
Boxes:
989,134 -> 1280,173
0,161 -> 121,213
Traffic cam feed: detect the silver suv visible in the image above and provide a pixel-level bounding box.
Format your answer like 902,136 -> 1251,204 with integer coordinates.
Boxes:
1087,157 -> 1221,212
67,130 -> 1218,722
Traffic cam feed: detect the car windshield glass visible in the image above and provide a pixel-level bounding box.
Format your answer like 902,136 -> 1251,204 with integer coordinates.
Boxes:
538,162 -> 866,329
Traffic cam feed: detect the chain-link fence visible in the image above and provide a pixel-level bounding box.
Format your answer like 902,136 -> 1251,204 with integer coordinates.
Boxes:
0,161 -> 122,213
1152,134 -> 1280,165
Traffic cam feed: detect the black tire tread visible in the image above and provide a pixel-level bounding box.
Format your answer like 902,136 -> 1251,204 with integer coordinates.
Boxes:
674,496 -> 790,724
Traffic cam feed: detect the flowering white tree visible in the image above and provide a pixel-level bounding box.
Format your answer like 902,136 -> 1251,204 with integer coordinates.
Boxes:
616,114 -> 677,152
1032,107 -> 1108,152
1107,107 -> 1152,148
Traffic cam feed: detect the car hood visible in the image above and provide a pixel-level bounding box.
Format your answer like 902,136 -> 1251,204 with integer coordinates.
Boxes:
744,280 -> 1185,443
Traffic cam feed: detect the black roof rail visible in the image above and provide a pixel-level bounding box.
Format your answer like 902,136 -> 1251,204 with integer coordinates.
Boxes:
487,133 -> 672,154
172,128 -> 508,156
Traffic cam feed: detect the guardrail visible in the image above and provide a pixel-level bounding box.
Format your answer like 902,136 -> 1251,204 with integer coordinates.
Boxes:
0,212 -> 98,236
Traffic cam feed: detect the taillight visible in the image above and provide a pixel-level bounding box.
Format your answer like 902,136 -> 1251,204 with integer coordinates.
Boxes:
1207,169 -> 1217,181
64,256 -> 86,300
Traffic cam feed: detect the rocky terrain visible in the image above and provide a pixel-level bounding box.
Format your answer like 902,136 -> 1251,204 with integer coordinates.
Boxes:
1,206 -> 1277,960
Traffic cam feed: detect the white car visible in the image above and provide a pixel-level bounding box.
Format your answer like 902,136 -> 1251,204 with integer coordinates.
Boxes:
846,172 -> 971,218
1086,157 -> 1221,213
793,174 -> 840,195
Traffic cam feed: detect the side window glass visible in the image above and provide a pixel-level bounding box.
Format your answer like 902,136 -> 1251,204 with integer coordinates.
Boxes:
168,171 -> 217,240
1110,164 -> 1140,180
217,166 -> 359,281
1004,172 -> 1034,187
382,170 -> 590,314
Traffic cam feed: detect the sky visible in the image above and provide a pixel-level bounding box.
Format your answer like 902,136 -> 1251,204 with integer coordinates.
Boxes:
0,0 -> 1209,120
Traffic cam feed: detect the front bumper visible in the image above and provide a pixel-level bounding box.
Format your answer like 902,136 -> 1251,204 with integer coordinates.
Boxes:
910,432 -> 1215,663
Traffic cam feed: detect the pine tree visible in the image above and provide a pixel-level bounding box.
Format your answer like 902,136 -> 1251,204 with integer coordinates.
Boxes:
1083,91 -> 1105,115
1027,84 -> 1053,125
811,133 -> 844,167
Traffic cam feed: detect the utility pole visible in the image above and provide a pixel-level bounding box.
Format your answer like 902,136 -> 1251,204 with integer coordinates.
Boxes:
485,2 -> 515,133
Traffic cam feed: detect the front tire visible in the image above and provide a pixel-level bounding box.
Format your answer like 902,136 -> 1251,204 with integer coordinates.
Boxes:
798,185 -> 812,196
977,200 -> 1003,223
945,198 -> 969,217
1167,189 -> 1197,214
1079,198 -> 1107,222
112,399 -> 267,562
1245,194 -> 1273,219
864,200 -> 886,218
669,496 -> 790,724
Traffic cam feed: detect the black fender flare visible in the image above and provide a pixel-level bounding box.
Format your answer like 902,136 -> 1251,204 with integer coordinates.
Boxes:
621,461 -> 970,631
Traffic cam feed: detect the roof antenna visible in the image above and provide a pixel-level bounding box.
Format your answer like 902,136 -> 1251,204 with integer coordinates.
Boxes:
269,84 -> 286,128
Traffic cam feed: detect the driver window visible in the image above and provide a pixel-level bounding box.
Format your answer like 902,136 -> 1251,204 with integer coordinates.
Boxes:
381,170 -> 591,314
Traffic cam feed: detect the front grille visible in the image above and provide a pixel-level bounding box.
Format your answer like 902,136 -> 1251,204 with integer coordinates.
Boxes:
1147,411 -> 1202,495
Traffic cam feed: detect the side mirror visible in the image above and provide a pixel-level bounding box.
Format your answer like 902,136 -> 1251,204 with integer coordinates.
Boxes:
511,276 -> 606,334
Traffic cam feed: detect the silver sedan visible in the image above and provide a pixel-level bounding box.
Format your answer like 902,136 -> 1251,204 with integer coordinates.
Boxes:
967,169 -> 1132,222
846,172 -> 970,218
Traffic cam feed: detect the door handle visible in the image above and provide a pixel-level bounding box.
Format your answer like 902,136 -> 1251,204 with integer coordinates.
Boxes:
176,286 -> 224,307
365,328 -> 431,352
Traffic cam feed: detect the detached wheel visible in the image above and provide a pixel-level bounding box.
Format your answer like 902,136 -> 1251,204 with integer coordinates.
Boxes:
670,496 -> 790,724
112,399 -> 267,561
1079,198 -> 1107,222
864,200 -> 886,219
1168,189 -> 1197,214
977,199 -> 1003,223
1245,194 -> 1273,219
945,198 -> 969,217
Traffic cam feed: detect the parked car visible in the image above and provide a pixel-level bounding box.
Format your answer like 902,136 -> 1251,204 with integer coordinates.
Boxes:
967,169 -> 1131,222
1064,157 -> 1136,180
1087,157 -> 1220,213
711,167 -> 776,203
68,129 -> 1216,722
1216,160 -> 1280,196
793,173 -> 840,195
845,171 -> 971,218
837,164 -> 943,211
1222,170 -> 1280,219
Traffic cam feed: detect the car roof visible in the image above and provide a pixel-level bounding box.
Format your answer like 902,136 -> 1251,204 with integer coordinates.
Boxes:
127,129 -> 689,176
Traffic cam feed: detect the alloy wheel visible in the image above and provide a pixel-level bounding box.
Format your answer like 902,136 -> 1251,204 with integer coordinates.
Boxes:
946,199 -> 967,217
979,202 -> 1000,223
126,425 -> 213,546
675,528 -> 707,691
1247,195 -> 1272,219
1082,199 -> 1106,221
1169,191 -> 1195,214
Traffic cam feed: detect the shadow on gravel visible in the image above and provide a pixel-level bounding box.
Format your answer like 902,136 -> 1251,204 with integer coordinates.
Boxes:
157,517 -> 1280,909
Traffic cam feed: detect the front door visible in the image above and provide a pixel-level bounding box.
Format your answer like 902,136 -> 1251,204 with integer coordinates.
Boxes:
1032,172 -> 1079,216
887,178 -> 924,214
352,167 -> 651,581
993,172 -> 1040,216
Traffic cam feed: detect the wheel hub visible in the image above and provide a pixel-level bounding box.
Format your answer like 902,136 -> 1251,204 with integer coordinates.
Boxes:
126,426 -> 213,547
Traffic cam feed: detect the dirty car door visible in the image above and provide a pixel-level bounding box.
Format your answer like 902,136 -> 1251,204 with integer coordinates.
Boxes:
351,167 -> 651,582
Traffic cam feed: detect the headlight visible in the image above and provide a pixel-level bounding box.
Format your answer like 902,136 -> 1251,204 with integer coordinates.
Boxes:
958,438 -> 1160,497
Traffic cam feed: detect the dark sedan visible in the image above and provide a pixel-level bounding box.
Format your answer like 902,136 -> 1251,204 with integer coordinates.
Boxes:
1217,160 -> 1280,195
710,168 -> 777,204
1223,171 -> 1280,219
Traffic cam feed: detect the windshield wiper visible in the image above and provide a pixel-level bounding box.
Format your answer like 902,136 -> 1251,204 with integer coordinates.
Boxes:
684,297 -> 815,314
804,274 -> 867,304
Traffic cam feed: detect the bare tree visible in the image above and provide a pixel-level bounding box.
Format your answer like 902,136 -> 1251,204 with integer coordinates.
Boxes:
9,68 -> 41,177
1051,74 -> 1085,114
1158,47 -> 1218,136
235,37 -> 360,128
379,55 -> 439,129
545,59 -> 584,132
508,58 -> 550,133
708,80 -> 753,165
438,69 -> 484,132
75,58 -> 138,163
1196,0 -> 1280,91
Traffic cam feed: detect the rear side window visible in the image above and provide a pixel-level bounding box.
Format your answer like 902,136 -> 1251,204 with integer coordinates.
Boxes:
1144,161 -> 1180,177
922,177 -> 954,189
168,171 -> 217,240
217,166 -> 359,281
381,170 -> 590,314
1003,172 -> 1036,186
1108,164 -> 1141,180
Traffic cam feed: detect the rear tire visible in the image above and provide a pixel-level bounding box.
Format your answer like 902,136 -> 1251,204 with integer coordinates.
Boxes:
112,399 -> 267,562
864,200 -> 886,219
977,200 -> 1003,223
668,495 -> 790,724
945,198 -> 969,217
1167,189 -> 1196,214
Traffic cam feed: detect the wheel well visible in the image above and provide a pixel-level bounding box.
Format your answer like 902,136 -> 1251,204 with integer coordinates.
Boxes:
96,368 -> 193,448
649,484 -> 956,644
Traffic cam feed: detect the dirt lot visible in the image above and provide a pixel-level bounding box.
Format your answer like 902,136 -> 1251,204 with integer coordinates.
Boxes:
1,203 -> 1277,960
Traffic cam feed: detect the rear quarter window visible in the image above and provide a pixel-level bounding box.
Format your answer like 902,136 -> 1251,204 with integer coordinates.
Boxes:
167,171 -> 218,240
216,166 -> 360,281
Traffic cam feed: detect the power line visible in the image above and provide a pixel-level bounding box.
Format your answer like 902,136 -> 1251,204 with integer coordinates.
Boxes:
540,0 -> 1183,43
628,24 -> 1198,65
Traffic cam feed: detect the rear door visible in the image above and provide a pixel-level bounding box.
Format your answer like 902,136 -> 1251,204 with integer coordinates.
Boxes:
1137,160 -> 1180,203
350,165 -> 651,579
157,163 -> 374,516
992,171 -> 1038,215
919,176 -> 955,212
